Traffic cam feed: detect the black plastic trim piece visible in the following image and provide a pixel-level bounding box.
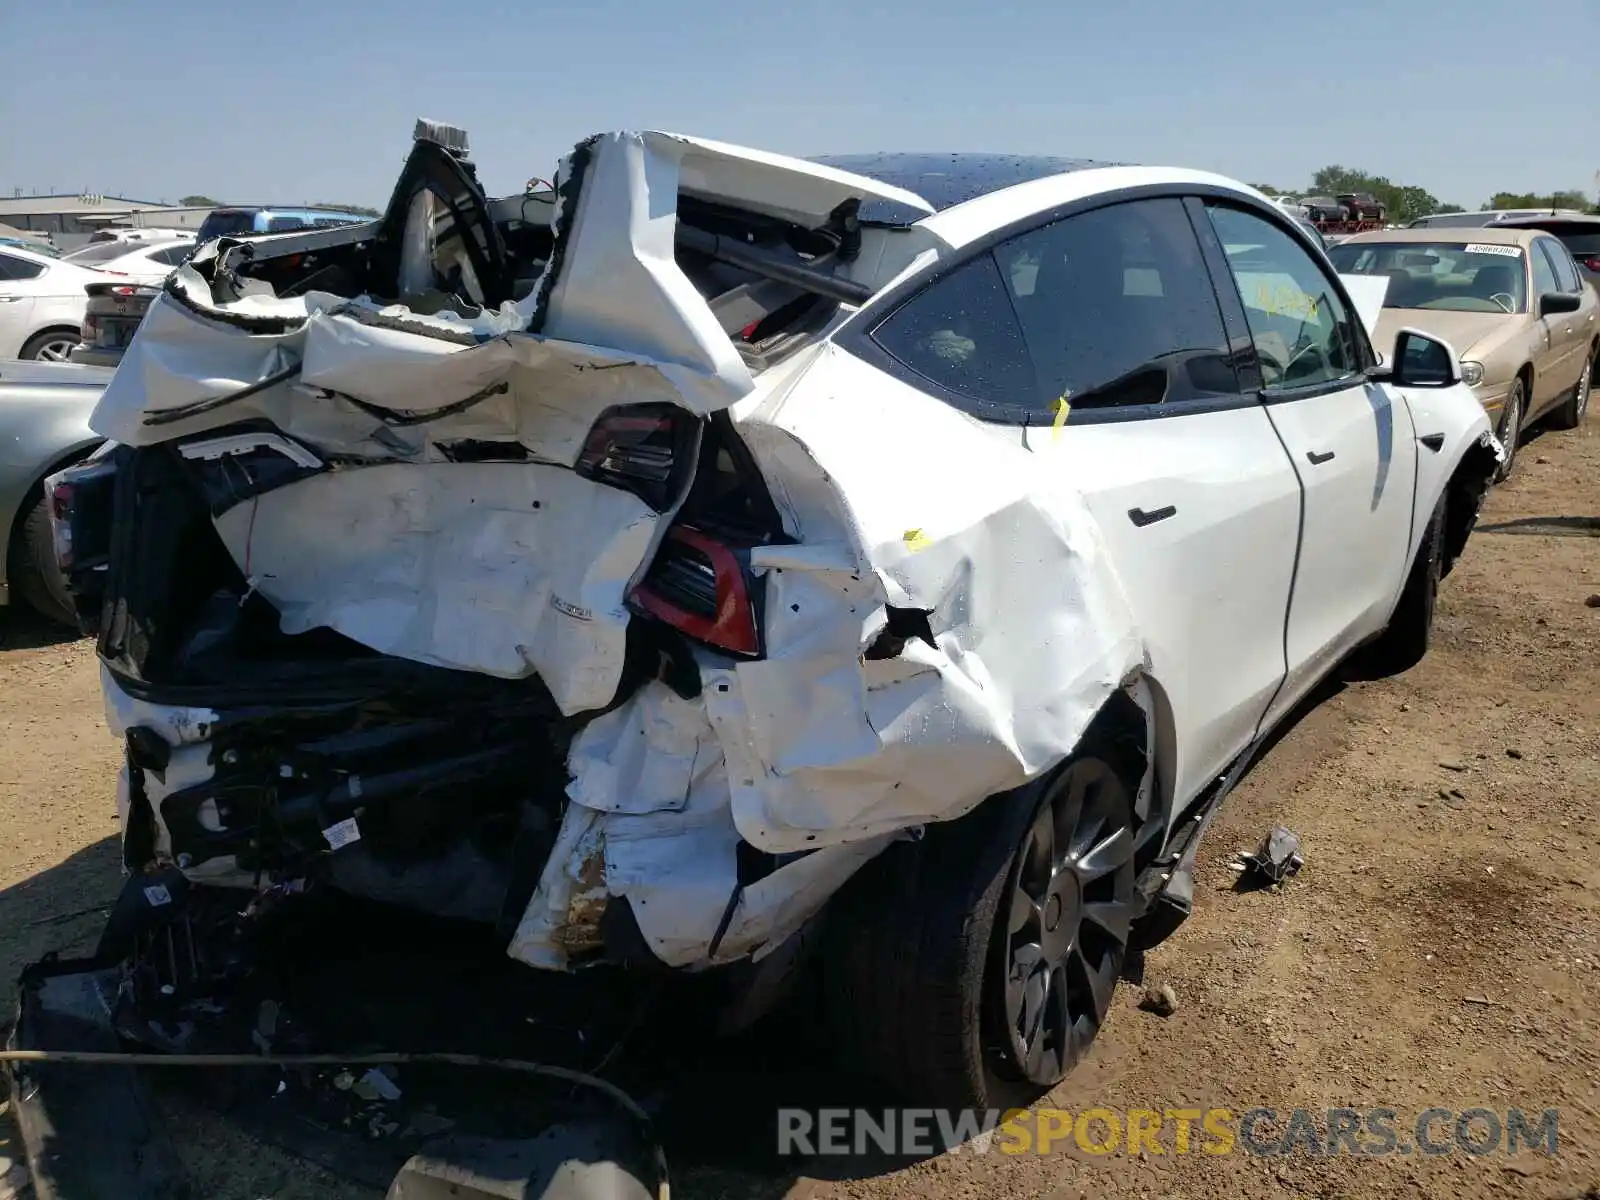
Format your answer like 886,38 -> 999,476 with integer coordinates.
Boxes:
1128,505 -> 1178,528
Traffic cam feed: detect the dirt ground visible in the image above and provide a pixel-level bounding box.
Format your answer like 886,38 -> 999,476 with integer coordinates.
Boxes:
1,414 -> 1596,1200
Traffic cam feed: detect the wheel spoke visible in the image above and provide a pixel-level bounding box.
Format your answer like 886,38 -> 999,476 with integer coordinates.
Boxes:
1051,770 -> 1089,858
1017,957 -> 1048,1043
1009,885 -> 1043,936
1081,897 -> 1134,943
1020,807 -> 1054,895
1033,965 -> 1071,1082
1075,825 -> 1134,882
1069,940 -> 1118,1018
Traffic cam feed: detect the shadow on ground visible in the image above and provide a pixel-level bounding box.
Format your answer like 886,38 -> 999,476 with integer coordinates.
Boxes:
0,835 -> 120,985
0,605 -> 85,652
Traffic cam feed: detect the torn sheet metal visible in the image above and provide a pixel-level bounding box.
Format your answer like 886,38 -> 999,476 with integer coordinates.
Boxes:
710,344 -> 1145,854
210,461 -> 657,712
510,680 -> 896,971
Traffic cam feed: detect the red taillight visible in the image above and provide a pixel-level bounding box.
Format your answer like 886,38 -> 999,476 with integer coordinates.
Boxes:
49,481 -> 78,569
111,285 -> 143,296
1583,256 -> 1600,273
575,404 -> 688,511
628,526 -> 761,657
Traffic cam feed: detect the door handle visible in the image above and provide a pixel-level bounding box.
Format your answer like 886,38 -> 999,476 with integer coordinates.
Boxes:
1419,432 -> 1445,452
1128,504 -> 1177,528
1306,449 -> 1336,465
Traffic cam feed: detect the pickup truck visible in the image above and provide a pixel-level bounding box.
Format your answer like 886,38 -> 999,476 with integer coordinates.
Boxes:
0,360 -> 109,625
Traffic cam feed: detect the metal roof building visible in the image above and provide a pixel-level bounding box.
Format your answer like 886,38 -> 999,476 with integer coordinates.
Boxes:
0,195 -> 215,247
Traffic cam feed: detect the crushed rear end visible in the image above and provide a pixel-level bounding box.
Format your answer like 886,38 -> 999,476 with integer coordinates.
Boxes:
61,120 -> 1145,998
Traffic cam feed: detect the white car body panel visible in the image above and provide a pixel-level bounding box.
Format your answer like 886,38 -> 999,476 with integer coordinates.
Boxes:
1258,381 -> 1419,729
0,248 -> 103,358
87,129 -> 1497,973
1023,405 -> 1300,809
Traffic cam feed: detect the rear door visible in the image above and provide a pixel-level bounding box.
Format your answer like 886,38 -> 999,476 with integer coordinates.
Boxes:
0,251 -> 42,357
1534,236 -> 1593,405
1202,202 -> 1418,729
884,195 -> 1305,808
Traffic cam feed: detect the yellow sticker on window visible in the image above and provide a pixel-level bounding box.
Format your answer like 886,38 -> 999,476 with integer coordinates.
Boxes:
1051,392 -> 1072,441
903,528 -> 931,551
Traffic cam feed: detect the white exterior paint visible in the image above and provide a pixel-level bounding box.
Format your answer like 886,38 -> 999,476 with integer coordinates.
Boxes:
91,133 -> 1496,972
0,247 -> 105,359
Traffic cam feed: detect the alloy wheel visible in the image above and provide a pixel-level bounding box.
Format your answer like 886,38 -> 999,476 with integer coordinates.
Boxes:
1579,358 -> 1593,421
33,337 -> 76,362
1000,757 -> 1136,1086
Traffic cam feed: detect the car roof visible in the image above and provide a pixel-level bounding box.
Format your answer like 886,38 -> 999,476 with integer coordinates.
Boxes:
1336,226 -> 1545,247
0,244 -> 62,267
1490,213 -> 1600,230
909,164 -> 1271,249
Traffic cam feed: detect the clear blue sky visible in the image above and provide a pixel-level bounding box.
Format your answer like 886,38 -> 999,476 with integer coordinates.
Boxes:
3,0 -> 1595,210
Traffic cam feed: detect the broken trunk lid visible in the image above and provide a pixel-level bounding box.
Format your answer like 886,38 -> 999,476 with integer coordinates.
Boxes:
93,125 -> 933,446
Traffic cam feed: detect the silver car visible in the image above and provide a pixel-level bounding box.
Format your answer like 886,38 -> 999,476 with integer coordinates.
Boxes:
0,360 -> 110,625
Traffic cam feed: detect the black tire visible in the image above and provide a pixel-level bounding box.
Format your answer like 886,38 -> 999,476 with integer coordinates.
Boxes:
821,719 -> 1141,1111
1493,375 -> 1525,483
1549,348 -> 1593,431
9,496 -> 76,626
19,327 -> 80,363
1359,492 -> 1445,676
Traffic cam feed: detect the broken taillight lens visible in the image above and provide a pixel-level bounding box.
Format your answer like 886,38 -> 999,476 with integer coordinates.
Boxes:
575,403 -> 691,512
46,459 -> 117,574
628,526 -> 761,657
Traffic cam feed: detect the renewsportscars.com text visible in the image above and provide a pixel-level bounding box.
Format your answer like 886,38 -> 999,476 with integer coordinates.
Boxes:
777,1106 -> 1560,1158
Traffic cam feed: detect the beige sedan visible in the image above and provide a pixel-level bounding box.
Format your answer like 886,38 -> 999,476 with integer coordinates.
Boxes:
1328,227 -> 1597,478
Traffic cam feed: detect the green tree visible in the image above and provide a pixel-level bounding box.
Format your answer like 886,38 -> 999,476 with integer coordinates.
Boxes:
1483,189 -> 1591,211
180,194 -> 221,206
1250,182 -> 1284,197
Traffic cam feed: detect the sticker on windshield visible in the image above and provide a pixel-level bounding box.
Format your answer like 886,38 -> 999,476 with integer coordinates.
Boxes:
1464,244 -> 1521,257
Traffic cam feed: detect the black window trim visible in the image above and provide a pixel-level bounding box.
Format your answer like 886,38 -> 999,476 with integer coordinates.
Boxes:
1534,236 -> 1581,295
835,181 -> 1379,426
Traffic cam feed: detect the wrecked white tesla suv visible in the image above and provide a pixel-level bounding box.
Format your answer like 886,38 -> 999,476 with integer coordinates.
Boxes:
54,121 -> 1499,1109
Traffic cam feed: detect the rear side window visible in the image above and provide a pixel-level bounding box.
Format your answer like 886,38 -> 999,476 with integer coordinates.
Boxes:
868,196 -> 1239,420
266,216 -> 309,232
149,244 -> 192,267
1531,241 -> 1561,296
196,210 -> 257,240
0,252 -> 46,281
63,241 -> 138,266
1538,239 -> 1582,293
870,252 -> 1038,413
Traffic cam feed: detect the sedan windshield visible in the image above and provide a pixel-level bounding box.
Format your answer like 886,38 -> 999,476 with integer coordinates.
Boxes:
1326,241 -> 1528,314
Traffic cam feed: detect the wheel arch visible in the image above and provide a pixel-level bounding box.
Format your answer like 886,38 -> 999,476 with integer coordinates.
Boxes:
20,324 -> 84,357
1,438 -> 104,606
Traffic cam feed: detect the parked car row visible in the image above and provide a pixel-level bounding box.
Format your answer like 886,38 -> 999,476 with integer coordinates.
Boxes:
1277,192 -> 1387,223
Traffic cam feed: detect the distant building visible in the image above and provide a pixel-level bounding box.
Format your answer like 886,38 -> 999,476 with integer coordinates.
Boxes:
0,195 -> 216,249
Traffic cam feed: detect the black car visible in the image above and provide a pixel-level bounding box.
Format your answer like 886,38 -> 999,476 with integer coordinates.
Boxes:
1335,192 -> 1386,221
1489,214 -> 1600,292
1300,195 -> 1349,223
